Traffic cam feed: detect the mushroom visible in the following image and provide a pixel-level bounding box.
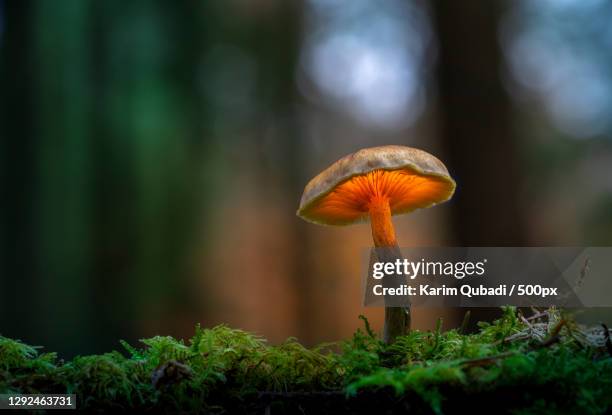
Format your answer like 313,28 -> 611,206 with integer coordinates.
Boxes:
297,145 -> 455,343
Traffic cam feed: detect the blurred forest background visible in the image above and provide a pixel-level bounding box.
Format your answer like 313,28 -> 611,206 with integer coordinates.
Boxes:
2,0 -> 612,357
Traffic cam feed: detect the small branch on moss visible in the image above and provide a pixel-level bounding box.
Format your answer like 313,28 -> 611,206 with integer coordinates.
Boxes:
501,333 -> 531,344
602,323 -> 612,357
358,315 -> 376,339
518,312 -> 532,329
151,359 -> 193,389
548,319 -> 566,339
460,311 -> 471,335
536,335 -> 560,349
526,309 -> 548,322
531,319 -> 566,350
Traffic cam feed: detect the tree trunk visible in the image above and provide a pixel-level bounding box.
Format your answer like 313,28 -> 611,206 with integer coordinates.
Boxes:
432,0 -> 528,329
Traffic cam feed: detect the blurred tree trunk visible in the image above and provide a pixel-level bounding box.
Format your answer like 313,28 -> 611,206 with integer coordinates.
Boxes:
258,4 -> 311,344
0,0 -> 215,356
240,2 -> 310,342
432,0 -> 526,246
434,1 -> 526,246
33,0 -> 95,355
0,0 -> 38,340
431,0 -> 527,328
88,1 -> 213,350
37,0 -> 212,355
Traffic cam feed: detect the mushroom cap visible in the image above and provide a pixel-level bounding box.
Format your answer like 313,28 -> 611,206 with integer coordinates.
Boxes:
297,145 -> 456,226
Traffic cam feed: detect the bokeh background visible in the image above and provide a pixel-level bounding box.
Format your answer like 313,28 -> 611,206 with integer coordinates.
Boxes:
2,0 -> 612,358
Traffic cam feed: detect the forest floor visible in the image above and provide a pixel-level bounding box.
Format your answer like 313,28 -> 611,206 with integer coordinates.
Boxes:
2,307 -> 612,414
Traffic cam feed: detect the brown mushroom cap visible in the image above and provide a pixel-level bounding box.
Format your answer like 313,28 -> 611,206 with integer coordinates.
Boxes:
297,145 -> 456,226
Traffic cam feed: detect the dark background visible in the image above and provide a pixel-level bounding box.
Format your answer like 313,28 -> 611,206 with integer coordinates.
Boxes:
2,0 -> 612,358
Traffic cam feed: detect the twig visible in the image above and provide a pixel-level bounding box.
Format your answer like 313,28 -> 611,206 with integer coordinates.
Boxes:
534,319 -> 565,349
602,323 -> 612,357
460,311 -> 471,334
519,313 -> 532,329
501,332 -> 531,344
526,310 -> 548,322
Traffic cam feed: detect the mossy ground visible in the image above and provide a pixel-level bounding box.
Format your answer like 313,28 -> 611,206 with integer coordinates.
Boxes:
1,307 -> 612,414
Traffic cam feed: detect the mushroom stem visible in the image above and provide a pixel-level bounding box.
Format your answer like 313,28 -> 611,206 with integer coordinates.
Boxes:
369,195 -> 411,344
369,196 -> 397,247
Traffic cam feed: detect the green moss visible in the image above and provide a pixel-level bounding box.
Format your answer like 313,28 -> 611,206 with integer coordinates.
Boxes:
1,307 -> 611,414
